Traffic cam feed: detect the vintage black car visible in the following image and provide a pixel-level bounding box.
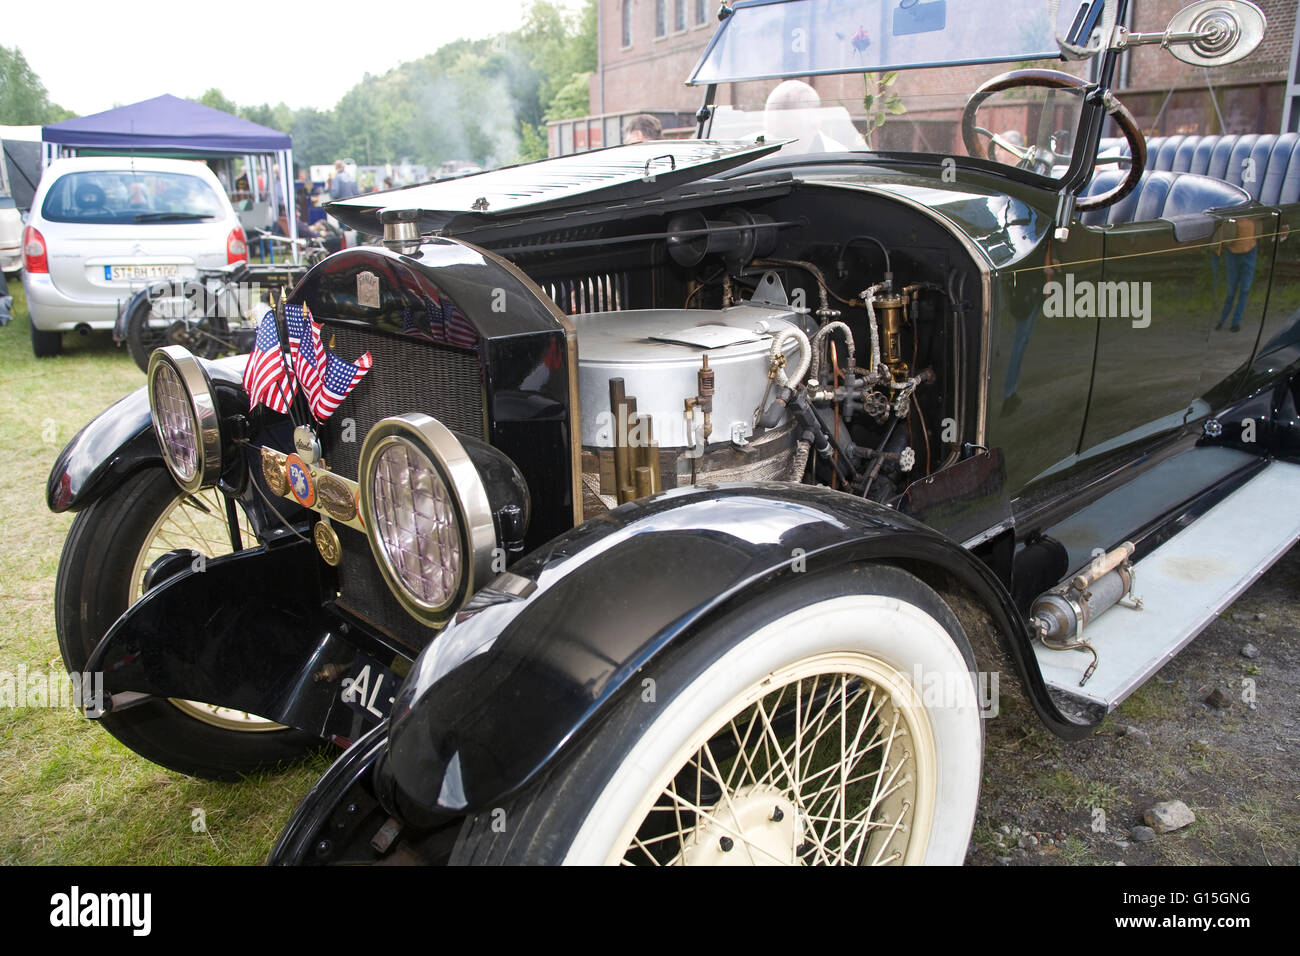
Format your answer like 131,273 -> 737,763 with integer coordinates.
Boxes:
48,0 -> 1297,865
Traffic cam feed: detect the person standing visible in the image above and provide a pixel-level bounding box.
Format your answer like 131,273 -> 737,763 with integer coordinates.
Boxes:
331,159 -> 358,200
623,114 -> 662,144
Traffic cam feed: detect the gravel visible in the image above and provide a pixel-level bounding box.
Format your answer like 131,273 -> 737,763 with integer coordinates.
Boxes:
967,544 -> 1300,866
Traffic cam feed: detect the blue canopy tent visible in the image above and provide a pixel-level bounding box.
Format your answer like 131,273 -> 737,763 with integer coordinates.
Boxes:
41,94 -> 297,247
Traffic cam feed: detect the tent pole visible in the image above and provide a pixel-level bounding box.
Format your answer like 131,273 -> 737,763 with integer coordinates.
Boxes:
282,150 -> 298,263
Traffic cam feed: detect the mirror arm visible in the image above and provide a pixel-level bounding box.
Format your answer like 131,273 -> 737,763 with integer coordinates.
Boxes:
1110,25 -> 1218,50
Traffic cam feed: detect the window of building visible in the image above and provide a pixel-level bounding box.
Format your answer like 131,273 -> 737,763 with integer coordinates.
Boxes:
656,0 -> 667,37
622,0 -> 633,47
675,0 -> 686,31
696,0 -> 708,25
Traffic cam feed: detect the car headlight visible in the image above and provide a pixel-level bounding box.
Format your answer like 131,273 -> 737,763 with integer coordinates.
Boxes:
358,413 -> 496,627
147,345 -> 222,493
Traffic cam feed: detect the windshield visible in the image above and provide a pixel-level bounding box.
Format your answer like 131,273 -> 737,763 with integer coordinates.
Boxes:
706,65 -> 1091,183
41,170 -> 224,225
690,0 -> 1098,84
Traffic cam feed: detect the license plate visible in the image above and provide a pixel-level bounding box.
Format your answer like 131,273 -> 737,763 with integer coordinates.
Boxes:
339,660 -> 400,721
104,264 -> 179,281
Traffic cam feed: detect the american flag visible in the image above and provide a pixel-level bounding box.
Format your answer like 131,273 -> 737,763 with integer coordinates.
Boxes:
243,312 -> 297,412
312,347 -> 373,421
289,305 -> 325,401
425,293 -> 478,349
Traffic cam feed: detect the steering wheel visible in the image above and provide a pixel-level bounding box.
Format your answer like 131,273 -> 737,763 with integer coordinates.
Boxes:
961,69 -> 1146,212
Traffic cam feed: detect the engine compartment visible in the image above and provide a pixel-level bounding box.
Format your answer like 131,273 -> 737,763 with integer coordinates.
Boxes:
483,182 -> 979,512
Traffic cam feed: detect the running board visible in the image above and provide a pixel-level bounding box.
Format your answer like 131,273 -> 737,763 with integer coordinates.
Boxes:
1034,459 -> 1300,714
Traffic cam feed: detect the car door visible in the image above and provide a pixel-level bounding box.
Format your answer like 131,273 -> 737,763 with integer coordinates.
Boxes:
1076,175 -> 1272,455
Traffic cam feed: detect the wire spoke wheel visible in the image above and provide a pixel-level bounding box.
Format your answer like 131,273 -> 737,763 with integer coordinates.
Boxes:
611,654 -> 933,866
450,567 -> 982,866
127,487 -> 283,733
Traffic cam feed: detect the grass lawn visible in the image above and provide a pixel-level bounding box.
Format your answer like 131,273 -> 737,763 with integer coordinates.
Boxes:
0,275 -> 327,865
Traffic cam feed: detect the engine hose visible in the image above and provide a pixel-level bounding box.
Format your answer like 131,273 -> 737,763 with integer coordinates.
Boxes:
809,321 -> 856,385
860,282 -> 886,378
788,439 -> 812,482
771,324 -> 811,389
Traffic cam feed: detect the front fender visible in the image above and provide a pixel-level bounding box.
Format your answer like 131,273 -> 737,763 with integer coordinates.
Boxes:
85,538 -> 406,740
113,285 -> 153,343
383,482 -> 1094,817
47,355 -> 248,512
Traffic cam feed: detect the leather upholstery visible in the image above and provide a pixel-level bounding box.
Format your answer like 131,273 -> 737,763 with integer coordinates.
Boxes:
1079,168 -> 1249,230
1098,132 -> 1300,205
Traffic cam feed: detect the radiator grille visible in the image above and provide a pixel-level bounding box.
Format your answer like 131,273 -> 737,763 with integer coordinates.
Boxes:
319,324 -> 485,480
315,322 -> 484,650
541,272 -> 630,315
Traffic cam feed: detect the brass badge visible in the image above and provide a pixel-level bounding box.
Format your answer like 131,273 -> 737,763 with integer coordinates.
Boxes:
317,473 -> 358,522
314,520 -> 342,566
262,449 -> 289,496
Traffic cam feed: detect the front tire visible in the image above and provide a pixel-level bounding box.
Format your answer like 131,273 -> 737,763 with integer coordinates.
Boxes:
450,564 -> 984,865
55,467 -> 321,780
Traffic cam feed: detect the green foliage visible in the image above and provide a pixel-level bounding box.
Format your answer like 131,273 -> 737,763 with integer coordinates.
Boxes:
545,72 -> 594,122
1,1 -> 596,169
0,45 -> 73,124
517,120 -> 550,163
235,0 -> 595,170
196,88 -> 239,115
862,71 -> 904,148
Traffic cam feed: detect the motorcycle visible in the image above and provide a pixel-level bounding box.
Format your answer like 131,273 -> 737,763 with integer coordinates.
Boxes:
116,230 -> 330,372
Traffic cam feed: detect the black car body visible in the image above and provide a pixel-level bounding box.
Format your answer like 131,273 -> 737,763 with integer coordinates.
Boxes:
48,0 -> 1298,864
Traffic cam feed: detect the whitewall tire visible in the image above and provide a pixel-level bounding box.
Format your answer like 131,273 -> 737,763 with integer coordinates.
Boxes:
450,564 -> 984,865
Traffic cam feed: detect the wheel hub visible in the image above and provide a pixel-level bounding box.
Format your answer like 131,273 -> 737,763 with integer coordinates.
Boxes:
680,786 -> 802,865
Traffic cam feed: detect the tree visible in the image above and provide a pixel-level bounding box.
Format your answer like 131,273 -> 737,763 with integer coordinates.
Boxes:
545,72 -> 594,122
0,45 -> 73,124
118,0 -> 599,170
197,88 -> 239,115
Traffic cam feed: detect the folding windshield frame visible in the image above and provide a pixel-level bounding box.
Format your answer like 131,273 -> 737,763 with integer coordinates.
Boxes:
685,0 -> 1107,85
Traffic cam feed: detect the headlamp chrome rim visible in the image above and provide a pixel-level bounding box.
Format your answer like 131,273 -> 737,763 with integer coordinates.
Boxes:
358,413 -> 496,628
147,345 -> 223,494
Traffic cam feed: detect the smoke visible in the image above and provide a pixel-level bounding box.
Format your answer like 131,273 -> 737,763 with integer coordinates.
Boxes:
414,62 -> 523,169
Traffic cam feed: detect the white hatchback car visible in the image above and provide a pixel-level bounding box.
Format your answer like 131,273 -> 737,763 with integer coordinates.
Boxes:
22,156 -> 246,357
0,194 -> 22,276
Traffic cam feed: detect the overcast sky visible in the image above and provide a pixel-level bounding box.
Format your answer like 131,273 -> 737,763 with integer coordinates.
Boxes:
7,0 -> 586,116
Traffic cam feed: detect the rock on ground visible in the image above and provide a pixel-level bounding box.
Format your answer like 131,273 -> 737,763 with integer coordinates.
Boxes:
1144,800 -> 1196,834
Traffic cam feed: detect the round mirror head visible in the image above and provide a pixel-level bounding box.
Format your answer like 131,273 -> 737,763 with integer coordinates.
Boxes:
1167,0 -> 1266,67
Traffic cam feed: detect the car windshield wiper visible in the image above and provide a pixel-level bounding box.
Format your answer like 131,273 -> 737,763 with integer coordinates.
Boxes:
133,211 -> 216,222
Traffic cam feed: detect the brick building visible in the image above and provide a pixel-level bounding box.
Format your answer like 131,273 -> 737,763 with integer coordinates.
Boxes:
551,0 -> 1300,154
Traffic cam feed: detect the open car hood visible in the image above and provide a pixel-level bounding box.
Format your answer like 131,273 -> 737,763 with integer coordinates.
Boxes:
326,139 -> 784,235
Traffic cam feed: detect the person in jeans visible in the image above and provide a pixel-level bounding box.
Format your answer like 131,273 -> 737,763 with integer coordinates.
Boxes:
1217,217 -> 1257,333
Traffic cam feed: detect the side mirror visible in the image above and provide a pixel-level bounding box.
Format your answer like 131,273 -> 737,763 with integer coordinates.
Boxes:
1166,0 -> 1266,66
1111,0 -> 1266,68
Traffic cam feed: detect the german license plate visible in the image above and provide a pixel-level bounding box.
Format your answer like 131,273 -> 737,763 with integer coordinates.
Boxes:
105,264 -> 179,281
339,660 -> 400,721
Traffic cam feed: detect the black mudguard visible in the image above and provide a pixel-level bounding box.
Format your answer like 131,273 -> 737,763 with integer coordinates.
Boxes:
380,482 -> 1094,818
46,356 -> 248,513
113,285 -> 152,343
84,538 -> 406,743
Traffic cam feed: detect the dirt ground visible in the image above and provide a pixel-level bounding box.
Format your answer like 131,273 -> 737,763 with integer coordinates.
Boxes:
965,544 -> 1300,866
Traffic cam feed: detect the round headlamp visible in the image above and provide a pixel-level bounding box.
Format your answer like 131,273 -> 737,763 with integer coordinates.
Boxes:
147,345 -> 223,493
358,414 -> 496,628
